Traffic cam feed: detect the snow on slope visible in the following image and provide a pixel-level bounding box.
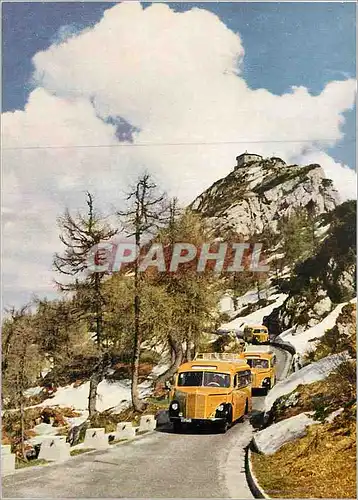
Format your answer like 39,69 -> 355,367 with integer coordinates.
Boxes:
219,293 -> 235,313
219,293 -> 288,333
254,412 -> 315,454
38,375 -> 160,413
219,288 -> 264,318
253,408 -> 343,455
40,379 -> 132,412
265,352 -> 349,411
28,361 -> 170,414
279,298 -> 357,354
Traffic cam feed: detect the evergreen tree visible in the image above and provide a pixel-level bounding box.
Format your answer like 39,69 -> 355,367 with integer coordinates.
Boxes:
2,307 -> 43,460
53,192 -> 117,417
117,173 -> 169,411
279,208 -> 316,266
154,210 -> 223,389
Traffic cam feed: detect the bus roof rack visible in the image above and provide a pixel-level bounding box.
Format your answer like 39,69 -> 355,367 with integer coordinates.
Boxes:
244,345 -> 273,354
194,352 -> 244,361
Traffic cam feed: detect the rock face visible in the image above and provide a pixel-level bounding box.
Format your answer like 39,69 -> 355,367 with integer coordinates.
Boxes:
190,155 -> 339,237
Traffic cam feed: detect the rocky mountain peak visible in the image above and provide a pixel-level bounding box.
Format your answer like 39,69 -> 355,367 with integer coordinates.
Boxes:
190,154 -> 340,237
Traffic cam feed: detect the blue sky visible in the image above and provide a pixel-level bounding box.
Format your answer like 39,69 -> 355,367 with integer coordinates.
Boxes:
3,1 -> 356,168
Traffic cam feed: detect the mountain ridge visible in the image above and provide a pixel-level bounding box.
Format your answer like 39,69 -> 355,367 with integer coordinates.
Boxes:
190,153 -> 340,237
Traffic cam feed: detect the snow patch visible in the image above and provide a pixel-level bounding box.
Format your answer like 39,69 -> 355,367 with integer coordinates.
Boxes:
219,293 -> 288,333
220,293 -> 235,313
316,223 -> 330,238
33,423 -> 57,436
265,352 -> 349,411
325,408 -> 344,423
253,412 -> 315,454
266,252 -> 285,263
279,298 -> 356,354
39,379 -> 135,412
25,386 -> 42,397
66,411 -> 89,428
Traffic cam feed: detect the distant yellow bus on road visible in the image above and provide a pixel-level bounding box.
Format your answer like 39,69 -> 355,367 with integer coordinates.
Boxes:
169,355 -> 252,433
242,348 -> 276,394
243,324 -> 269,344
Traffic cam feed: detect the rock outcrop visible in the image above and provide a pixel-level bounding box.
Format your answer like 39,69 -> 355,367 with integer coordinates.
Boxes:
190,155 -> 339,237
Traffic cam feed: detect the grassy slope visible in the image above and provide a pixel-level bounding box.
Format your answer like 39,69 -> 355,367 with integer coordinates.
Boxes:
252,411 -> 356,498
252,303 -> 356,498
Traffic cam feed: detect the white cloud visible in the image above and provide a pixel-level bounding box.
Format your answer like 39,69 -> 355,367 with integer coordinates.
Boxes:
2,2 -> 356,306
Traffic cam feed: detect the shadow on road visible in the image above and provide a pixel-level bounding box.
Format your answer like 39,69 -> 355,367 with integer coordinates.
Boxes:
252,388 -> 268,397
156,416 -> 250,435
156,424 -> 220,435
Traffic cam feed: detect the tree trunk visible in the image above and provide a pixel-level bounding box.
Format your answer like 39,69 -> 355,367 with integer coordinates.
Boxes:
131,334 -> 144,411
193,341 -> 198,360
20,399 -> 27,462
274,259 -> 279,280
170,345 -> 176,364
155,335 -> 183,390
94,273 -> 102,345
185,340 -> 192,362
88,353 -> 110,417
233,295 -> 238,311
256,280 -> 261,300
88,370 -> 101,418
131,244 -> 145,412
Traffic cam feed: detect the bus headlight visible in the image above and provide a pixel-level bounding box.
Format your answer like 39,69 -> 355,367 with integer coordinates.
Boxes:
170,402 -> 179,411
217,404 -> 225,412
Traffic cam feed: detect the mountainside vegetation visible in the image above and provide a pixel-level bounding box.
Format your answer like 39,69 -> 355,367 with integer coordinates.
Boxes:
264,200 -> 356,335
2,174 -> 228,458
2,154 -> 356,477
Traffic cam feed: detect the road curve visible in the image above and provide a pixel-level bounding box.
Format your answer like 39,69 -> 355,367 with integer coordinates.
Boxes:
3,347 -> 290,499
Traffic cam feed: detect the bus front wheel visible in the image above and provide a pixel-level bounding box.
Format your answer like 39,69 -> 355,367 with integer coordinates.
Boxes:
218,419 -> 229,434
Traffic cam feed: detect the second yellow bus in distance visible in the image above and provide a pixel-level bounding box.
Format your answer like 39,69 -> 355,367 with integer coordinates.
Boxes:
242,348 -> 277,394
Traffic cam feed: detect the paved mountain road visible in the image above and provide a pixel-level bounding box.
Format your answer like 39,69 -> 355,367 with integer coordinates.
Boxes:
3,347 -> 290,499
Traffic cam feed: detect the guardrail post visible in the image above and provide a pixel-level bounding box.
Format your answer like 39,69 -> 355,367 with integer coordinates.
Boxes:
83,428 -> 110,449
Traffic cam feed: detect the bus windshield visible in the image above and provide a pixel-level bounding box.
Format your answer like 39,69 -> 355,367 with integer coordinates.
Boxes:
245,359 -> 269,369
177,371 -> 231,388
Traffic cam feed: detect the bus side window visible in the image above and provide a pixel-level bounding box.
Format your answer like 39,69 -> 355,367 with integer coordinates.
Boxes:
243,370 -> 251,386
237,371 -> 250,388
235,373 -> 243,388
234,374 -> 238,388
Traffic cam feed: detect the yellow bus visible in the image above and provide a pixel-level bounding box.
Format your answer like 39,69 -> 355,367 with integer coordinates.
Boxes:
242,349 -> 276,394
168,354 -> 252,433
243,324 -> 269,344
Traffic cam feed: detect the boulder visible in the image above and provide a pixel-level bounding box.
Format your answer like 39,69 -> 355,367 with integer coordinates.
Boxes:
253,412 -> 315,455
155,410 -> 170,427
